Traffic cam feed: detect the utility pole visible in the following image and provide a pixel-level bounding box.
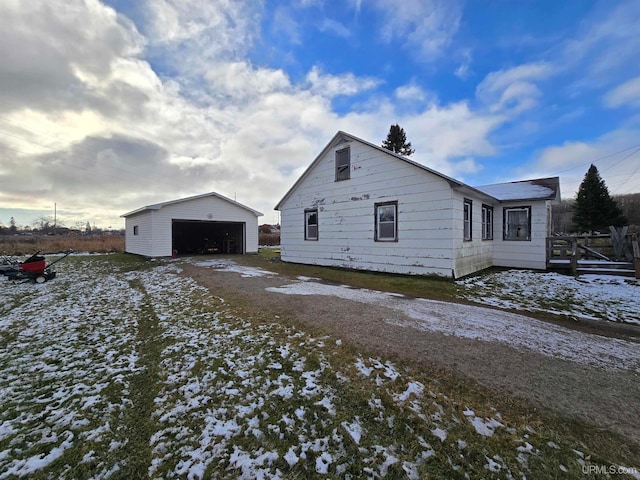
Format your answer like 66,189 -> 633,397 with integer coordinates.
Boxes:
54,203 -> 57,234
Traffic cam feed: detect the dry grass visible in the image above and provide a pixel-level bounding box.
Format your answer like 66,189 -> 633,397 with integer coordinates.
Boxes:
0,235 -> 125,256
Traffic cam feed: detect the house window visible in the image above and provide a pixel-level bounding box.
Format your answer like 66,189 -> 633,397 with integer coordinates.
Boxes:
463,199 -> 472,241
504,206 -> 531,241
133,225 -> 139,236
335,147 -> 350,181
305,209 -> 318,240
375,201 -> 397,241
482,205 -> 493,240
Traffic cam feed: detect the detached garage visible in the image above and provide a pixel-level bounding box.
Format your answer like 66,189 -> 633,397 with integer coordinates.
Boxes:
121,192 -> 263,257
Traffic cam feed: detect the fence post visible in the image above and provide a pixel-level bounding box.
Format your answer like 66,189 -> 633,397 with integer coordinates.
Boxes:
570,237 -> 578,275
633,234 -> 640,279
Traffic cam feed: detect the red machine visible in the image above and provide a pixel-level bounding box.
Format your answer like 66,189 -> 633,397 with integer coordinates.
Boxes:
3,251 -> 71,283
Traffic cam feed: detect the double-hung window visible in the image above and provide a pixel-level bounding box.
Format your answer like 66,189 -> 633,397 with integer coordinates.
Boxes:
305,209 -> 318,240
463,199 -> 472,241
481,205 -> 493,240
503,206 -> 531,241
375,201 -> 397,241
335,147 -> 350,181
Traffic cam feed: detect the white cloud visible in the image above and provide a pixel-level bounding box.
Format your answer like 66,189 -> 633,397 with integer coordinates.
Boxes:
371,0 -> 462,61
394,84 -> 426,102
204,62 -> 291,101
402,102 -> 503,176
271,6 -> 302,45
564,1 -> 640,73
603,76 -> 640,108
305,67 -> 380,97
317,18 -> 351,38
454,49 -> 472,80
476,62 -> 553,114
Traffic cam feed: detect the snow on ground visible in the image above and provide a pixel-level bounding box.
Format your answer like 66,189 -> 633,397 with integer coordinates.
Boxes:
194,259 -> 277,278
267,279 -> 640,372
457,269 -> 639,325
0,257 -> 143,479
1,256 -> 636,478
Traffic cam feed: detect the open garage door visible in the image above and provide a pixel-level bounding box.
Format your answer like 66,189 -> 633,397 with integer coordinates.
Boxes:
172,220 -> 245,255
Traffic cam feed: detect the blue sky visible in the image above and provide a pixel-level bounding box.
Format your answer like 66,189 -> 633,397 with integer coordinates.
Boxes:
0,0 -> 639,229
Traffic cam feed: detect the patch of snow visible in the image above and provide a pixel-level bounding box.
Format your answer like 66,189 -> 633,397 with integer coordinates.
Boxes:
395,382 -> 425,402
192,259 -> 277,278
431,427 -> 447,442
469,417 -> 504,437
458,269 -> 639,325
342,418 -> 363,444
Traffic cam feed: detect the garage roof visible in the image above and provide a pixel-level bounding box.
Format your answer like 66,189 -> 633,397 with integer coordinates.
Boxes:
121,192 -> 263,218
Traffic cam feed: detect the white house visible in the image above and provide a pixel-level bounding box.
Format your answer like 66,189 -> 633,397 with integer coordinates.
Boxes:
121,192 -> 263,257
275,131 -> 560,279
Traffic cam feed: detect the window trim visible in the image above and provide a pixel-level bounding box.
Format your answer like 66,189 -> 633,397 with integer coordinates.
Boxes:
481,204 -> 493,240
304,208 -> 318,241
335,147 -> 350,181
374,201 -> 398,242
503,206 -> 532,241
463,199 -> 472,241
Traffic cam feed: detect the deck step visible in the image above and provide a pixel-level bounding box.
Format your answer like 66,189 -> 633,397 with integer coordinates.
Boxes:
576,268 -> 635,277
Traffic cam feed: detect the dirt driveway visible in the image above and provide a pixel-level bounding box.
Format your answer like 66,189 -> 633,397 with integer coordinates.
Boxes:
181,260 -> 640,446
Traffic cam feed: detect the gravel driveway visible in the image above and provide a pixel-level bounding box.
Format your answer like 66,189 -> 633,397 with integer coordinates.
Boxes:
181,260 -> 640,445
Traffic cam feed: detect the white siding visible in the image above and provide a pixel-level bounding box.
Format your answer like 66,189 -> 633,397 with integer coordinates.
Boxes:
279,140 -> 457,277
124,212 -> 154,256
124,195 -> 260,257
492,201 -> 550,269
451,193 -> 494,278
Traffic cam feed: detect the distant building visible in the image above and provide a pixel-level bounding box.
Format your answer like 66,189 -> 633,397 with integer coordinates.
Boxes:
122,192 -> 263,257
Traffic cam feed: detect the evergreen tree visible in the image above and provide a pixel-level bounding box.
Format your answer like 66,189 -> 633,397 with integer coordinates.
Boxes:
9,217 -> 17,234
381,124 -> 415,156
572,164 -> 627,232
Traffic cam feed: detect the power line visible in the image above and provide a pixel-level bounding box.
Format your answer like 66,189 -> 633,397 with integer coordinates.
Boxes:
552,143 -> 640,174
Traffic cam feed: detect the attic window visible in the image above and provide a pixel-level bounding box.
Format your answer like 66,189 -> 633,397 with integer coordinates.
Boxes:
335,147 -> 350,181
504,206 -> 531,241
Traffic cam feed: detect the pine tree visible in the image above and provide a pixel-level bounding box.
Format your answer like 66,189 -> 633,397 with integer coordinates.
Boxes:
572,164 -> 627,233
381,124 -> 415,156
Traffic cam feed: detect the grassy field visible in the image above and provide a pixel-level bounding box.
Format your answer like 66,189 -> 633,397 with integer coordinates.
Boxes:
0,235 -> 125,256
1,254 -> 638,479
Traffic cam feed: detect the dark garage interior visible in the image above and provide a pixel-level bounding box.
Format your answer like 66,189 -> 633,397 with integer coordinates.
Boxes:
172,220 -> 244,255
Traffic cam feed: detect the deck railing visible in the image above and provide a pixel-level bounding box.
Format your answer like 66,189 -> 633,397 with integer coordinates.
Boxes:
547,227 -> 639,278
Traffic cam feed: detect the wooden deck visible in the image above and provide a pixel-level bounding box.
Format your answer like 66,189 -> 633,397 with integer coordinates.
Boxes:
547,228 -> 639,278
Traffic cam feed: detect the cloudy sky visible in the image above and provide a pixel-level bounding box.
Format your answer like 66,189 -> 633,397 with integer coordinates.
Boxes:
1,0 -> 639,230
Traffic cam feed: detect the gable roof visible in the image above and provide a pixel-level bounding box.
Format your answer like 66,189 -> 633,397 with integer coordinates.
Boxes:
121,191 -> 263,218
275,131 -> 560,209
275,131 -> 467,210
